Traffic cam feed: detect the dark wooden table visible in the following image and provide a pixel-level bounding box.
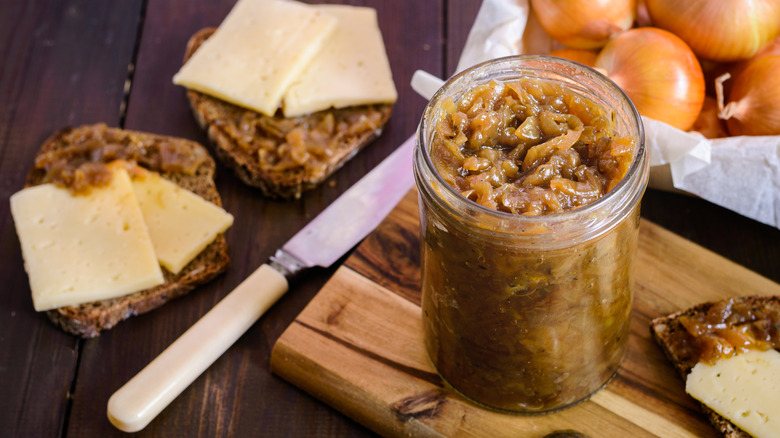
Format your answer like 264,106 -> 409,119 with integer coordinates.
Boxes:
1,1 -> 778,437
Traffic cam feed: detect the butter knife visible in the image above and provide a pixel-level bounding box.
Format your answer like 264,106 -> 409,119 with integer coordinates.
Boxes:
107,135 -> 416,432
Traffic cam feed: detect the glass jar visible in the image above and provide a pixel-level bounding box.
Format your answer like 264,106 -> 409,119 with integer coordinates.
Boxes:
413,55 -> 648,414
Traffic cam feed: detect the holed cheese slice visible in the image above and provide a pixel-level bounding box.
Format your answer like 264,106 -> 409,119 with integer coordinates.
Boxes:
10,168 -> 164,311
131,169 -> 234,274
173,0 -> 337,117
686,349 -> 780,438
282,4 -> 398,117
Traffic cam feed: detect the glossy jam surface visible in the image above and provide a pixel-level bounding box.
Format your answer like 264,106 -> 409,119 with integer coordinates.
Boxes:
679,297 -> 780,364
430,78 -> 635,215
34,124 -> 207,193
221,103 -> 389,174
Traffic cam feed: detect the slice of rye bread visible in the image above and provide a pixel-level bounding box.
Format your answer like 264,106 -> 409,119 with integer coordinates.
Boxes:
182,28 -> 393,199
24,124 -> 230,338
650,295 -> 780,438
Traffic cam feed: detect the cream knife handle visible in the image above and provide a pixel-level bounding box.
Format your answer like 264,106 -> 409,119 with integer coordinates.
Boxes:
107,264 -> 288,433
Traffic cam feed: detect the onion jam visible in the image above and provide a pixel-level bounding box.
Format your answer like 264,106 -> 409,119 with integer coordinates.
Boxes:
679,297 -> 780,364
416,58 -> 646,414
430,78 -> 635,215
33,124 -> 208,194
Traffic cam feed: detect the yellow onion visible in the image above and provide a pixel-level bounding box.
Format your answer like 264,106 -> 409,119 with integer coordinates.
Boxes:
724,36 -> 780,96
595,28 -> 705,131
718,56 -> 780,136
739,36 -> 780,68
646,0 -> 780,62
530,0 -> 635,49
547,48 -> 598,67
691,96 -> 728,139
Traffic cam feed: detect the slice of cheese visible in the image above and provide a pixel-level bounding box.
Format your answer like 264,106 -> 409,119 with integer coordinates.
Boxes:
686,349 -> 780,438
282,5 -> 398,117
131,169 -> 234,274
9,168 -> 164,311
172,0 -> 337,117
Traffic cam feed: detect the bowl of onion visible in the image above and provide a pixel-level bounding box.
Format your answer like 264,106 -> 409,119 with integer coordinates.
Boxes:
519,0 -> 780,228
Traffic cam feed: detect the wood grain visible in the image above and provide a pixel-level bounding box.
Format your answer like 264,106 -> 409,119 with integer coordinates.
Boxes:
446,0 -> 482,76
1,1 -> 779,437
271,190 -> 780,438
0,1 -> 143,436
63,0 -> 442,436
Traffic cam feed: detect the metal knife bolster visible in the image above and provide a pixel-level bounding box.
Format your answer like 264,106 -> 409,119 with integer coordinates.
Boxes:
268,249 -> 307,277
107,127 -> 417,433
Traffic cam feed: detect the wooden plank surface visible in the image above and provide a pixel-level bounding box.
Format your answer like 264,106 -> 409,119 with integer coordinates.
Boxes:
0,1 -> 143,436
63,0 -> 442,436
0,1 -> 779,437
271,190 -> 780,437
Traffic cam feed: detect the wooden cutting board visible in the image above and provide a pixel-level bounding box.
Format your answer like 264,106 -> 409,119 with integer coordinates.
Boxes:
270,190 -> 780,438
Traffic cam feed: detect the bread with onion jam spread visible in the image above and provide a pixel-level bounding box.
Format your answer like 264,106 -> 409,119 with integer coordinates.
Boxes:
182,28 -> 393,199
23,124 -> 230,337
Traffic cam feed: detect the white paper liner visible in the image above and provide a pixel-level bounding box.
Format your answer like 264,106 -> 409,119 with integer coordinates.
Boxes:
413,0 -> 780,229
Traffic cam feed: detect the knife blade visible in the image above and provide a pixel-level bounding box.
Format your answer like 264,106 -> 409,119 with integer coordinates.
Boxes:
280,135 -> 416,270
107,135 -> 416,433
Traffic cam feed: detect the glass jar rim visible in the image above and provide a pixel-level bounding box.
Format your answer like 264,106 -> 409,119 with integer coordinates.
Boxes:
415,55 -> 648,244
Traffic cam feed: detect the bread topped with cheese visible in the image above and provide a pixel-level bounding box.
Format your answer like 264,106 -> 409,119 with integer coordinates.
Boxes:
174,0 -> 396,199
13,124 -> 232,337
651,296 -> 780,438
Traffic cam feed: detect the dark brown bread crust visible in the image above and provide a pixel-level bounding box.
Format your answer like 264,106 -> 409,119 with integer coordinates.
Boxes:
650,295 -> 780,438
25,124 -> 230,338
183,28 -> 393,199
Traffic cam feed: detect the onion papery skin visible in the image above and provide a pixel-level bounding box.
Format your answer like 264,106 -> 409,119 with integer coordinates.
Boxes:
531,0 -> 635,49
724,56 -> 780,136
595,28 -> 705,131
646,0 -> 780,62
725,36 -> 780,96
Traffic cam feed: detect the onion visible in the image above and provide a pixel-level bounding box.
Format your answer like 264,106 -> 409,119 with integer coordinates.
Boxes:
595,28 -> 705,131
744,36 -> 780,65
530,0 -> 635,49
690,96 -> 728,139
646,0 -> 780,62
547,49 -> 598,67
718,56 -> 780,136
724,36 -> 780,96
